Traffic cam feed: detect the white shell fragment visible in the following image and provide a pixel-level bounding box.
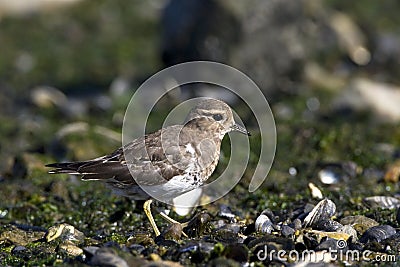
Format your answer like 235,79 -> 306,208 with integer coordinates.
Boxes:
255,214 -> 274,234
308,182 -> 323,199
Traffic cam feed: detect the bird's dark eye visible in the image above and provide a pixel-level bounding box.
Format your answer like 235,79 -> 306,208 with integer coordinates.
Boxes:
213,114 -> 223,121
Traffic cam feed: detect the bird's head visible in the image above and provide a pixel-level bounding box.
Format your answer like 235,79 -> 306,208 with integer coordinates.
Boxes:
185,98 -> 250,136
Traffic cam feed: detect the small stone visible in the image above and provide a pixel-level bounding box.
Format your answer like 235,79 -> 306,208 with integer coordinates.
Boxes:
12,246 -> 26,253
281,225 -> 295,237
292,219 -> 302,230
397,208 -> 400,226
308,182 -> 323,199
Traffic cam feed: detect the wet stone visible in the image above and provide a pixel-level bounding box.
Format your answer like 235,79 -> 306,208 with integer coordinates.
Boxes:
281,225 -> 295,237
0,225 -> 45,246
84,246 -> 129,267
214,223 -> 244,243
246,236 -> 295,252
183,212 -> 212,238
128,244 -> 145,255
222,244 -> 248,263
208,257 -> 241,267
291,218 -> 303,230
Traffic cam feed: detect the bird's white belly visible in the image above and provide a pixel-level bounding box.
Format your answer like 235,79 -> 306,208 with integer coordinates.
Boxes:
141,174 -> 199,203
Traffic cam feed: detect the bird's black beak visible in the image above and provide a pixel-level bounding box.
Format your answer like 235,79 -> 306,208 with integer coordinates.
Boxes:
231,124 -> 251,136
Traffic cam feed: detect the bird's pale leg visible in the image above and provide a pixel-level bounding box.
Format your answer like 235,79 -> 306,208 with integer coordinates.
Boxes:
159,212 -> 188,227
143,199 -> 160,236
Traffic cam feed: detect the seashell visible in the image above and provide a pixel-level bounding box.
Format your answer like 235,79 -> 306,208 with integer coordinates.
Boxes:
313,219 -> 343,232
318,169 -> 341,185
359,225 -> 396,243
162,223 -> 183,241
126,232 -> 154,246
214,224 -> 243,244
46,223 -> 84,244
308,182 -> 323,199
303,199 -> 336,227
59,242 -> 83,256
218,204 -> 236,221
363,196 -> 400,209
305,229 -> 351,243
340,215 -> 379,234
317,161 -> 358,185
31,86 -> 67,109
338,225 -> 358,240
255,214 -> 274,234
184,212 -> 212,237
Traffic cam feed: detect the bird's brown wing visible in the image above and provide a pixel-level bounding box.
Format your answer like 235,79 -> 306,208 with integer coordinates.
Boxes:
46,125 -> 192,186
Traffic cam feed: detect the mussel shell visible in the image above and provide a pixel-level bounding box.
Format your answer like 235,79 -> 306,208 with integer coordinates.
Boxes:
359,225 -> 396,243
363,196 -> 400,209
303,199 -> 336,227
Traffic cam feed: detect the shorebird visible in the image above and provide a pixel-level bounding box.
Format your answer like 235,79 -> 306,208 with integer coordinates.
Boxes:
46,98 -> 250,236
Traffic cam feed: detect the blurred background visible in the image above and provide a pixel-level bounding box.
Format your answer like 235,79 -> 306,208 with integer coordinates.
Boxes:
0,0 -> 400,264
1,0 -> 400,174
